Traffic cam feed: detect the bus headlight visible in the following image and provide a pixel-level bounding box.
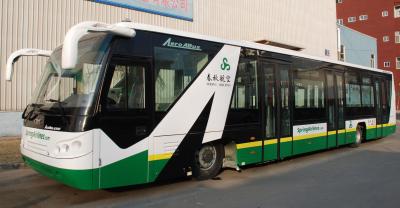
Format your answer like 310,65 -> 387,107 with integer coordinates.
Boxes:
50,131 -> 92,158
60,144 -> 69,153
53,146 -> 61,154
71,141 -> 81,151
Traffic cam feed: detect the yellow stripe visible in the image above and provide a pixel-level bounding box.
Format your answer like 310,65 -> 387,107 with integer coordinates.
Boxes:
148,152 -> 173,161
236,141 -> 262,149
383,123 -> 396,127
377,124 -> 383,128
328,129 -> 345,134
346,128 -> 356,132
367,125 -> 376,129
264,139 -> 278,145
293,132 -> 326,141
280,137 -> 292,143
328,131 -> 336,135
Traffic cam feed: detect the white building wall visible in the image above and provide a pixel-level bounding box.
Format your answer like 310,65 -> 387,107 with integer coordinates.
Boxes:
0,0 -> 337,112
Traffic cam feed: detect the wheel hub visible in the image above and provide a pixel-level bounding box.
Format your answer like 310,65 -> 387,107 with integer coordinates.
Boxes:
197,145 -> 217,170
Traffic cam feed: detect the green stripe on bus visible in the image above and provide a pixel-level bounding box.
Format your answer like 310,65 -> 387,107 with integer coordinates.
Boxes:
99,150 -> 148,189
264,143 -> 278,161
148,159 -> 169,182
23,156 -> 96,190
237,146 -> 262,165
23,150 -> 150,190
293,135 -> 326,155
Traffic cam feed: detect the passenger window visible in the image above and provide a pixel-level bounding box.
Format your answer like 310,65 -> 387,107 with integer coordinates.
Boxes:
107,66 -> 125,110
154,47 -> 209,111
361,77 -> 374,107
293,68 -> 325,121
294,70 -> 325,109
231,58 -> 258,109
127,66 -> 146,109
106,64 -> 146,110
279,66 -> 291,136
345,72 -> 361,107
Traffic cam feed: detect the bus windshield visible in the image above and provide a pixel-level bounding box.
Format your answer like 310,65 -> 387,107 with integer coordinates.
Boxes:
31,34 -> 112,115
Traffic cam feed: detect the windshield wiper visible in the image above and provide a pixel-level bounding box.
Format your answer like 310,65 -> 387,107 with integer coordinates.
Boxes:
22,103 -> 45,120
45,99 -> 66,104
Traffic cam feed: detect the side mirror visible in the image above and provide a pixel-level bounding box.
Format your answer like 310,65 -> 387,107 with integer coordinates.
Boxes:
6,48 -> 52,81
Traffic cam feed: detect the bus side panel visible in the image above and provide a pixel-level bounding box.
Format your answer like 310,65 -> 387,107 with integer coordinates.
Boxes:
263,139 -> 278,161
383,123 -> 396,137
327,132 -> 336,148
99,151 -> 148,189
279,137 -> 292,159
345,128 -> 357,144
293,135 -> 327,155
236,142 -> 263,166
337,130 -> 346,145
292,123 -> 327,155
366,126 -> 377,140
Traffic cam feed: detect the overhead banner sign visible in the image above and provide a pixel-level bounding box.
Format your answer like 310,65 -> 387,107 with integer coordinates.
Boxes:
95,0 -> 193,21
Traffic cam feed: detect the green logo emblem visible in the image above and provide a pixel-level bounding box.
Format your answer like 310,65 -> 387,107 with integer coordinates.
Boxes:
220,57 -> 230,71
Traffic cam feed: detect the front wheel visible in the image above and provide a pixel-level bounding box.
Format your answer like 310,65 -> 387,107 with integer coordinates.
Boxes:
193,143 -> 224,180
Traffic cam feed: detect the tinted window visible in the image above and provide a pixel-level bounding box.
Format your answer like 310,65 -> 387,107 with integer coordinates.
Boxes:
231,58 -> 258,109
106,64 -> 146,110
226,49 -> 260,125
337,74 -> 345,129
345,72 -> 361,107
294,69 -> 325,109
279,66 -> 291,136
154,47 -> 209,111
361,77 -> 374,107
263,64 -> 275,138
327,73 -> 335,130
293,64 -> 325,121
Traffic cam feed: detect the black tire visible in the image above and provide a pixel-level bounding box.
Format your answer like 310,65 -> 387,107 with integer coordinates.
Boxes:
193,142 -> 224,180
350,125 -> 364,148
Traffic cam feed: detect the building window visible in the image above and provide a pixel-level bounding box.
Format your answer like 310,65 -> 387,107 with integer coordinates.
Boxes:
348,16 -> 356,22
384,61 -> 390,67
396,57 -> 400,69
395,31 -> 400,43
337,0 -> 343,3
325,49 -> 330,56
395,5 -> 400,18
359,15 -> 368,21
382,10 -> 389,17
370,54 -> 375,68
337,19 -> 344,25
339,45 -> 345,61
383,36 -> 390,42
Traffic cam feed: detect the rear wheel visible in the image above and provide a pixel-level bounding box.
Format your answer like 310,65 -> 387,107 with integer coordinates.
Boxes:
351,125 -> 364,148
193,143 -> 224,180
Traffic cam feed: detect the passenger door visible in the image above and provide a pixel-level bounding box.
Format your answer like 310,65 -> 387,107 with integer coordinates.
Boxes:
374,77 -> 385,138
260,60 -> 292,161
97,57 -> 153,188
326,70 -> 345,147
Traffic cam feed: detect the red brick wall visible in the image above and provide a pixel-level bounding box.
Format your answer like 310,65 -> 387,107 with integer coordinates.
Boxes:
337,0 -> 400,109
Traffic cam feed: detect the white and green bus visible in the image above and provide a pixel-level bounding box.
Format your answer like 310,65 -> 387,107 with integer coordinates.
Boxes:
6,21 -> 396,190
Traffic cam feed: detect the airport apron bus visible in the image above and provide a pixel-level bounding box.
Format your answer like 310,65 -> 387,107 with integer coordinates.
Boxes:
6,21 -> 396,190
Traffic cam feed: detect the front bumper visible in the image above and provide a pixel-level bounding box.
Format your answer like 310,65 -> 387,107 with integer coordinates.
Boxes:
22,155 -> 98,190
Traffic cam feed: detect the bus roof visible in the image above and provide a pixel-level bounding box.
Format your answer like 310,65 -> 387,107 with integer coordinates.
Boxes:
130,22 -> 392,75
